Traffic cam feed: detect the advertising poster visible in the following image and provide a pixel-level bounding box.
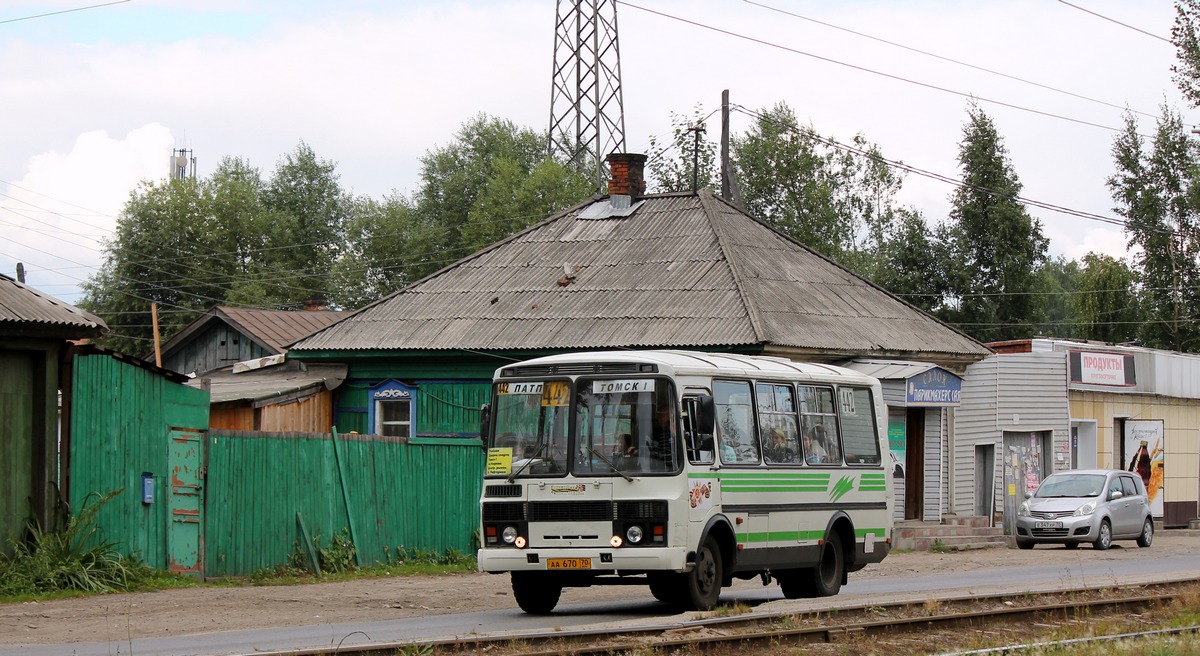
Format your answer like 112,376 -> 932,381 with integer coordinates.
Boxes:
1124,420 -> 1164,517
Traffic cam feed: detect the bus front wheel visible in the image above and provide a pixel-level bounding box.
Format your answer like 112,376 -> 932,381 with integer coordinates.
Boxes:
511,572 -> 562,614
684,536 -> 723,610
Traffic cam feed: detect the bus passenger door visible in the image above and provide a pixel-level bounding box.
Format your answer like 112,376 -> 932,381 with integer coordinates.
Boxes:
683,395 -> 721,538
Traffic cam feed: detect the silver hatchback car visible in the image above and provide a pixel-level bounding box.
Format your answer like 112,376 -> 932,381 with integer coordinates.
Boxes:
1015,469 -> 1153,550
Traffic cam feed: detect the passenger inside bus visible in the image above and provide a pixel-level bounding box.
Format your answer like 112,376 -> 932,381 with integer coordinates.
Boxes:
802,429 -> 826,464
765,428 -> 796,463
813,424 -> 839,463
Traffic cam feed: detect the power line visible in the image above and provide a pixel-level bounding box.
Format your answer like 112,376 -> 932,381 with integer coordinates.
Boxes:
617,0 -> 1149,136
0,0 -> 131,26
1055,0 -> 1174,44
741,0 -> 1180,128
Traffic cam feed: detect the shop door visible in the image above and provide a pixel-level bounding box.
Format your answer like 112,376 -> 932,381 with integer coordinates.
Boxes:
904,408 -> 925,520
1002,431 -> 1049,536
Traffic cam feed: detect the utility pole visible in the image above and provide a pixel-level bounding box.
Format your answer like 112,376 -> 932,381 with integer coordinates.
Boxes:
720,89 -> 744,209
548,0 -> 627,192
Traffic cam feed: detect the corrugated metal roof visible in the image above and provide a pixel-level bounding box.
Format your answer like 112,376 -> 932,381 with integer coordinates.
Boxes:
841,359 -> 947,381
293,190 -> 991,364
0,274 -> 106,337
187,362 -> 347,404
160,306 -> 352,358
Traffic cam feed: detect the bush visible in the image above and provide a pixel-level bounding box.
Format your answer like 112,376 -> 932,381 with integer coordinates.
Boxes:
0,490 -> 134,596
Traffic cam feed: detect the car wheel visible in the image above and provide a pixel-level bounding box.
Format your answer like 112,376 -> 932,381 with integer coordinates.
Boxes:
1093,519 -> 1112,550
1137,518 -> 1154,548
1016,539 -> 1034,550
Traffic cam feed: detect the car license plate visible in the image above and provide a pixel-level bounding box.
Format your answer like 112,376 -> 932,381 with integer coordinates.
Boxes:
1034,521 -> 1062,529
546,558 -> 591,570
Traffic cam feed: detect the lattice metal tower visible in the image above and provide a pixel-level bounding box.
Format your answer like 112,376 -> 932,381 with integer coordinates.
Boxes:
548,0 -> 627,191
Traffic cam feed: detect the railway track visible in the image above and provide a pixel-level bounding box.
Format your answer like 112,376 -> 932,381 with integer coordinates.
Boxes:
244,577 -> 1200,656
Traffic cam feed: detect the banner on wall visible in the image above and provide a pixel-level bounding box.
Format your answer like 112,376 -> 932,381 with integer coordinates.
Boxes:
887,414 -> 905,479
1124,419 -> 1164,517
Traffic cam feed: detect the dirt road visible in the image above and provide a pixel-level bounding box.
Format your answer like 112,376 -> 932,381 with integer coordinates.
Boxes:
3,533 -> 1199,646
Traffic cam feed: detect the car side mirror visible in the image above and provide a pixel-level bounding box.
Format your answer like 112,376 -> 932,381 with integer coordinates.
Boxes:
1024,491 -> 1033,500
1110,490 -> 1124,500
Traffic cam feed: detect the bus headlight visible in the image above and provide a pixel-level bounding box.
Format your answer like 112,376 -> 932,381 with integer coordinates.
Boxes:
626,525 -> 644,544
514,536 -> 526,548
610,535 -> 623,548
502,526 -> 518,544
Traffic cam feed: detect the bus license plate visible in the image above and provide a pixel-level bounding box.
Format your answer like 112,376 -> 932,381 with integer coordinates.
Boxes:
546,558 -> 591,570
1034,521 -> 1062,529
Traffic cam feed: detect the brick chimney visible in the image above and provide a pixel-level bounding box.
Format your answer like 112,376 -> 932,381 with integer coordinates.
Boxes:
606,153 -> 647,199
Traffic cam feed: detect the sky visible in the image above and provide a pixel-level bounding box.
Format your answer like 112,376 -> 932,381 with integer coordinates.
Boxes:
0,0 -> 1190,308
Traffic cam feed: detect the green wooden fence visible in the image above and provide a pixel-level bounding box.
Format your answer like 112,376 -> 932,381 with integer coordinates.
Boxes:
204,430 -> 485,577
69,353 -> 210,569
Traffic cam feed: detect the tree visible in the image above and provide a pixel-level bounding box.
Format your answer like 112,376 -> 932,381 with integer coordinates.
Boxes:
940,103 -> 1049,343
260,142 -> 350,307
646,105 -> 719,194
1108,107 -> 1200,351
872,208 -> 948,314
334,193 -> 431,309
81,175 -> 229,355
732,103 -> 850,258
1073,253 -> 1143,344
1172,0 -> 1200,107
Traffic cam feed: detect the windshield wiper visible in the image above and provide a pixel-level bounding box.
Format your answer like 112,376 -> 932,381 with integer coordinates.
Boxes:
589,448 -> 633,482
507,442 -> 547,483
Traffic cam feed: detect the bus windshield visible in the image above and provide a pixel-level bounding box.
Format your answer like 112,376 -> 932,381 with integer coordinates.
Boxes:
574,377 -> 680,475
488,380 -> 571,478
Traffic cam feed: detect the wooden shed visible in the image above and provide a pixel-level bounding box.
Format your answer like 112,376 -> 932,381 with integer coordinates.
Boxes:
0,274 -> 105,552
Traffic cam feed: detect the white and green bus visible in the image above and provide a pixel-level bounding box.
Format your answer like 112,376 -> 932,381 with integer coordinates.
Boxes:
477,350 -> 893,613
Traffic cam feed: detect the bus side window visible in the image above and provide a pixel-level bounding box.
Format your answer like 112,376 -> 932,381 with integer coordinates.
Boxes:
839,387 -> 881,465
683,396 -> 713,464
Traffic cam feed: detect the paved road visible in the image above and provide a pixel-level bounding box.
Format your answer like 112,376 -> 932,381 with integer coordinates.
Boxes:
7,549 -> 1200,656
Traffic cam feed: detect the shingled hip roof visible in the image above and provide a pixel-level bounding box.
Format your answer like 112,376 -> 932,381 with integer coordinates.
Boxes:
292,190 -> 989,364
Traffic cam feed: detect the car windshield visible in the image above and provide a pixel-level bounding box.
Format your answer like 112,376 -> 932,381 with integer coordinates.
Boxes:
1034,473 -> 1106,498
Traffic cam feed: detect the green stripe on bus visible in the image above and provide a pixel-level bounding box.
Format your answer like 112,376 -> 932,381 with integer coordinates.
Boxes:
722,486 -> 830,493
735,528 -> 890,543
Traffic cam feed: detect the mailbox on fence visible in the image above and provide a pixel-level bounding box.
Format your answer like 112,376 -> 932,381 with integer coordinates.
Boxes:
141,472 -> 154,504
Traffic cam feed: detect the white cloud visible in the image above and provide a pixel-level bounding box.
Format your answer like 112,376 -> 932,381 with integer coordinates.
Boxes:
1,124 -> 174,298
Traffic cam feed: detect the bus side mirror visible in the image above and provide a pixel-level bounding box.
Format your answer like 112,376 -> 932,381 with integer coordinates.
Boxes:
479,403 -> 491,448
696,395 -> 715,434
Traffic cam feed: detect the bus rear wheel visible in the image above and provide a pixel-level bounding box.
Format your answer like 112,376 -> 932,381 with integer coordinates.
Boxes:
811,532 -> 844,596
683,536 -> 723,610
511,572 -> 562,614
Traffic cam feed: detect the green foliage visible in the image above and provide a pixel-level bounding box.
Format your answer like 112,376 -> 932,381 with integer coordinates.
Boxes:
287,528 -> 357,575
1108,106 -> 1200,351
384,544 -> 472,567
939,102 -> 1049,342
79,119 -> 593,355
0,490 -> 136,596
646,104 -> 719,194
1173,0 -> 1200,108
